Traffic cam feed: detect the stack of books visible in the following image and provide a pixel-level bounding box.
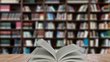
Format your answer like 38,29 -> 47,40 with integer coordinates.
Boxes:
56,31 -> 65,38
80,22 -> 88,29
23,31 -> 32,38
1,40 -> 10,46
99,22 -> 110,29
67,23 -> 76,29
0,22 -> 11,29
0,0 -> 20,3
45,0 -> 59,3
32,13 -> 45,20
12,31 -> 21,38
35,22 -> 44,29
45,22 -> 55,29
90,31 -> 98,38
23,22 -> 33,29
77,31 -> 88,38
57,23 -> 66,29
0,5 -> 10,12
23,6 -> 31,12
0,31 -> 11,38
67,32 -> 75,38
45,31 -> 53,38
1,13 -> 21,20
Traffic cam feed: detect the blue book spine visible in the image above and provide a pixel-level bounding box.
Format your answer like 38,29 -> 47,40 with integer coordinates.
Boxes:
83,38 -> 89,46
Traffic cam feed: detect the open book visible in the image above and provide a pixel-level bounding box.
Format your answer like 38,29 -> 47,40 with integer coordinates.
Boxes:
28,39 -> 85,62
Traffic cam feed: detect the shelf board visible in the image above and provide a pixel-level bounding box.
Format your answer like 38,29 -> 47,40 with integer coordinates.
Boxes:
0,3 -> 20,5
0,20 -> 21,22
0,46 -> 22,48
23,2 -> 43,5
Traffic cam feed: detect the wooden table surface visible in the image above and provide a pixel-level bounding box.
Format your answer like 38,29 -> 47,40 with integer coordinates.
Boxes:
0,54 -> 110,62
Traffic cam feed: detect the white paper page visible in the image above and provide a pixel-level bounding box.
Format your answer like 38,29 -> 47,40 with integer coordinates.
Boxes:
60,52 -> 85,61
37,39 -> 56,59
56,44 -> 83,61
29,48 -> 55,62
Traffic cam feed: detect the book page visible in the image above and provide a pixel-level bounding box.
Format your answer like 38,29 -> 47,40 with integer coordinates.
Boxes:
37,39 -> 56,59
56,44 -> 84,61
29,48 -> 55,62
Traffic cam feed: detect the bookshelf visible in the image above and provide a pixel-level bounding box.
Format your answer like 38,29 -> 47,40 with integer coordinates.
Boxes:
0,0 -> 110,54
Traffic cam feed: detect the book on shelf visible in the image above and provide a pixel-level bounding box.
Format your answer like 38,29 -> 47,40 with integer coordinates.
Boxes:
90,31 -> 98,38
36,5 -> 44,12
101,5 -> 110,12
56,31 -> 65,38
1,48 -> 9,54
100,31 -> 110,38
0,5 -> 10,12
37,30 -> 45,38
102,39 -> 110,47
56,40 -> 66,47
12,47 -> 21,54
12,31 -> 21,38
23,6 -> 31,12
1,39 -> 10,46
1,13 -> 21,20
76,14 -> 97,20
23,47 -> 31,54
28,39 -> 85,62
67,14 -> 73,21
35,22 -> 44,29
98,22 -> 110,29
0,0 -> 20,3
80,22 -> 88,29
24,0 -> 35,3
0,31 -> 11,38
45,31 -> 53,38
23,31 -> 32,38
57,23 -> 66,29
90,39 -> 99,47
100,49 -> 110,54
58,5 -> 66,12
67,32 -> 74,38
67,5 -> 75,12
14,39 -> 21,46
32,13 -> 45,20
67,23 -> 76,29
45,22 -> 55,29
0,22 -> 11,29
56,13 -> 66,20
101,14 -> 110,20
90,4 -> 100,12
66,40 -> 73,45
16,22 -> 22,29
90,22 -> 97,29
25,40 -> 33,46
76,40 -> 84,47
23,14 -> 30,20
77,31 -> 88,38
105,0 -> 110,3
78,5 -> 88,12
45,0 -> 59,3
83,38 -> 89,47
46,13 -> 55,20
67,0 -> 97,3
23,22 -> 33,29
46,5 -> 56,12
